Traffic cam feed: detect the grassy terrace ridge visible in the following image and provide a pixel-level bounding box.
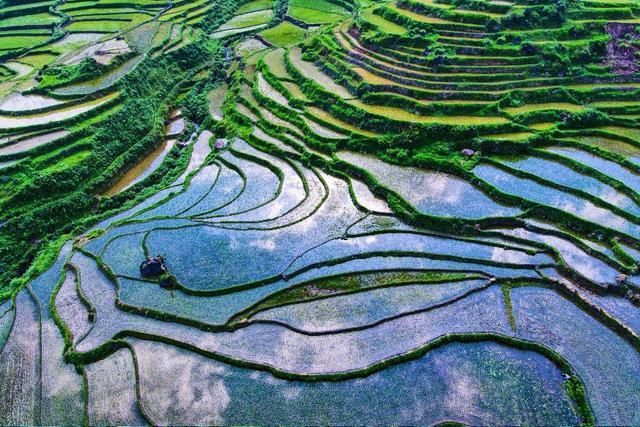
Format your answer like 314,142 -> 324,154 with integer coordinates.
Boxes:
0,0 -> 640,424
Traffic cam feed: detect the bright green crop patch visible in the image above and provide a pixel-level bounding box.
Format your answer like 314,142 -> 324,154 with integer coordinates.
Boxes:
361,8 -> 408,35
288,6 -> 346,24
39,149 -> 91,173
217,9 -> 273,30
236,0 -> 274,14
504,102 -> 586,115
0,35 -> 50,50
66,18 -> 149,33
260,21 -> 306,46
0,12 -> 59,28
290,0 -> 349,14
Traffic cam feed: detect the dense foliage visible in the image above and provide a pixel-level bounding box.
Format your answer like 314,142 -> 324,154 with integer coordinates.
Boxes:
0,35 -> 225,295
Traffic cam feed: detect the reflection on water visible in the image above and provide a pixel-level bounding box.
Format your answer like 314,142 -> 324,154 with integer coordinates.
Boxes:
0,159 -> 19,169
129,338 -> 577,426
496,227 -> 618,284
547,146 -> 640,194
338,151 -> 520,219
0,92 -> 64,111
0,92 -> 118,129
571,135 -> 640,165
166,117 -> 185,136
0,130 -> 69,156
496,154 -> 640,216
475,163 -> 640,239
104,139 -> 176,196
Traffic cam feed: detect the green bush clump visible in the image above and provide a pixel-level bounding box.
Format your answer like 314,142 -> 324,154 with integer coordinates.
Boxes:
194,0 -> 251,33
565,375 -> 595,425
38,53 -> 134,90
494,0 -> 569,31
0,36 -> 227,295
561,108 -> 610,128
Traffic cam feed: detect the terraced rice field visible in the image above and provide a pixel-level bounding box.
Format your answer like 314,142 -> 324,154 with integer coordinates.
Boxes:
1,0 -> 640,424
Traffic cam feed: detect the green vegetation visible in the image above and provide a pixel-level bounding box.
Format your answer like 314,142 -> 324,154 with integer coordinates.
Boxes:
0,18 -> 227,294
232,270 -> 479,321
1,0 -> 640,424
260,21 -> 307,46
237,0 -> 275,14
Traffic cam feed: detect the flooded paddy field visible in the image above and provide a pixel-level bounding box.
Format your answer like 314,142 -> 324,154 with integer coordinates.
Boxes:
1,0 -> 640,424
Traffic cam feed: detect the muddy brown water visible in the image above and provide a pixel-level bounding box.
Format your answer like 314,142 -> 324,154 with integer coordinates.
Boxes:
103,139 -> 176,196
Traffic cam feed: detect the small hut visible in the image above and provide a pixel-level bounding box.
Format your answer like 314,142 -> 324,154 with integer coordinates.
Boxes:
140,255 -> 166,277
214,139 -> 228,150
